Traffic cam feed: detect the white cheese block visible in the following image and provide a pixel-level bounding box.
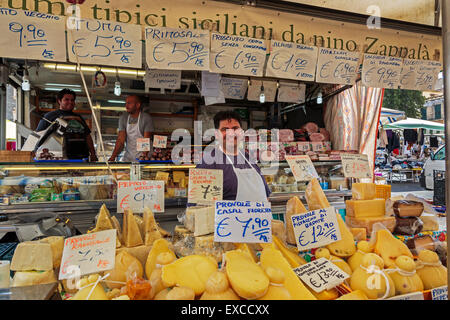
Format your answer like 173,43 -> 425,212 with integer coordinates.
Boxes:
194,206 -> 215,237
11,242 -> 54,271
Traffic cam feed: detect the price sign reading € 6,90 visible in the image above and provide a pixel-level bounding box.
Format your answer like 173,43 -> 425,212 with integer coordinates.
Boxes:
285,155 -> 319,182
291,207 -> 342,251
214,201 -> 272,243
340,153 -> 373,179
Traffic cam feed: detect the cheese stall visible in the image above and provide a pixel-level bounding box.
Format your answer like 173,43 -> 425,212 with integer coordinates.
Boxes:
0,0 -> 447,301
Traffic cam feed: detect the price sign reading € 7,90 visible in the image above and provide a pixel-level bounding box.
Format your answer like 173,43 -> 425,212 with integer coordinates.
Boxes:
340,153 -> 373,179
188,168 -> 223,205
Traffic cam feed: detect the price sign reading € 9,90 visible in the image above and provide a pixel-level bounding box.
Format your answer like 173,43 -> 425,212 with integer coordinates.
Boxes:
291,207 -> 342,251
214,201 -> 272,243
340,153 -> 373,179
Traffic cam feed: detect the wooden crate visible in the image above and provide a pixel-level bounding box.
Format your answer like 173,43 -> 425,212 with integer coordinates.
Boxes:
0,150 -> 33,162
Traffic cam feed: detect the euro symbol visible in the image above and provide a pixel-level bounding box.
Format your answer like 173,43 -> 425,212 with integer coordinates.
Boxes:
298,230 -> 309,247
216,217 -> 231,237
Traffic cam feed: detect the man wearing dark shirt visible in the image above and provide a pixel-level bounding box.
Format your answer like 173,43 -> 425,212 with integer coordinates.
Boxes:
196,111 -> 271,201
35,89 -> 97,161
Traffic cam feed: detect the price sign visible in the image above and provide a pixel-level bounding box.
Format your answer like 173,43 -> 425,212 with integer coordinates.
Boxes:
137,138 -> 150,152
399,59 -> 442,91
188,168 -> 223,205
59,229 -> 116,280
247,80 -> 278,102
214,201 -> 272,243
362,54 -> 403,89
387,292 -> 424,300
221,77 -> 248,100
117,180 -> 165,213
145,69 -> 181,90
145,26 -> 209,71
0,8 -> 66,61
340,153 -> 373,179
293,257 -> 349,293
266,40 -> 318,81
431,286 -> 448,300
153,135 -> 168,149
67,18 -> 142,68
210,33 -> 267,77
315,48 -> 361,85
277,82 -> 306,103
285,155 -> 319,182
291,207 -> 342,251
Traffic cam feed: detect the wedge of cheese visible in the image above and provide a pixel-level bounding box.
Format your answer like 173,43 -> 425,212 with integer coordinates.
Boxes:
285,196 -> 307,245
184,206 -> 215,236
39,236 -> 64,269
346,215 -> 396,234
351,183 -> 376,200
143,207 -> 162,246
123,209 -> 144,247
420,213 -> 439,231
350,228 -> 367,241
305,178 -> 330,211
116,245 -> 152,267
11,242 -> 54,271
346,199 -> 386,218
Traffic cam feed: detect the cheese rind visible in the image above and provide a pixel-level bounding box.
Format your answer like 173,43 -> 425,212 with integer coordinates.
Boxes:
346,215 -> 396,234
352,183 -> 376,200
11,242 -> 54,271
346,199 -> 386,218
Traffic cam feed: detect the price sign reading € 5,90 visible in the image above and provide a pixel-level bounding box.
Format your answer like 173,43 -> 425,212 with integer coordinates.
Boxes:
340,153 -> 373,179
214,201 -> 272,243
291,207 -> 342,251
285,155 -> 319,182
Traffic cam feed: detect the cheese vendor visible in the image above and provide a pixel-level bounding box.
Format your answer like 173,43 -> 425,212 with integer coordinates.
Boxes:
196,111 -> 271,201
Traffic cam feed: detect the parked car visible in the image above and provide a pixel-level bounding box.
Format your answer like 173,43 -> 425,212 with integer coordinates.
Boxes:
421,145 -> 445,190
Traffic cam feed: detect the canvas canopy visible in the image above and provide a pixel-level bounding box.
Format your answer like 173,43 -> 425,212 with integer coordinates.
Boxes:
383,118 -> 445,131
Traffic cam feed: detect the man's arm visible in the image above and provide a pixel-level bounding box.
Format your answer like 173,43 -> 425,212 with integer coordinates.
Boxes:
86,134 -> 98,162
109,130 -> 127,161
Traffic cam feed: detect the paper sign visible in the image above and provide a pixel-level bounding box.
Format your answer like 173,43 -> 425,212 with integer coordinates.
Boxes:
67,18 -> 142,68
291,207 -> 342,251
340,153 -> 373,179
205,91 -> 226,106
201,71 -> 222,97
285,155 -> 319,181
153,135 -> 168,149
136,138 -> 151,152
315,48 -> 361,85
247,80 -> 277,102
221,77 -> 248,100
431,286 -> 448,300
399,59 -> 442,91
145,26 -> 209,70
387,292 -> 424,300
362,54 -> 403,89
59,229 -> 116,280
214,201 -> 272,243
117,180 -> 165,213
266,41 -> 318,81
188,168 -> 223,205
293,257 -> 349,293
210,33 -> 267,77
0,8 -> 66,61
277,82 -> 306,103
145,69 -> 181,90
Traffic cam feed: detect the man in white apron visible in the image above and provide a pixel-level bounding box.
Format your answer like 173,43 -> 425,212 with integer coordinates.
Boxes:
109,95 -> 154,162
196,111 -> 270,202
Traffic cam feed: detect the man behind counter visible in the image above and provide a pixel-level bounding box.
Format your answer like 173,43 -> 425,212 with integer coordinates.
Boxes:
109,95 -> 154,162
36,88 -> 97,161
196,111 -> 271,201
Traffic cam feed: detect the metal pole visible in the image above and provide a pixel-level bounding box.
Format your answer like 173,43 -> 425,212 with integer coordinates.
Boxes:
441,0 -> 450,295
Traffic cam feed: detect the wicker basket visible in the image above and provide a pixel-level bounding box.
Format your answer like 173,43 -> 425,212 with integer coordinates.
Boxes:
0,150 -> 33,162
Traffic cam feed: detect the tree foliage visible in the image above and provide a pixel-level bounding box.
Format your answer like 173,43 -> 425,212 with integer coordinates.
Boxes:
382,89 -> 425,118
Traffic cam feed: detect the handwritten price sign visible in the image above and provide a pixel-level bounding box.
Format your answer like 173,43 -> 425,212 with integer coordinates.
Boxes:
145,26 -> 209,71
153,135 -> 168,149
0,8 -> 66,61
214,201 -> 272,243
266,41 -> 318,81
362,54 -> 403,89
315,48 -> 361,85
59,229 -> 116,280
340,153 -> 373,179
137,138 -> 150,152
293,257 -> 349,292
188,168 -> 223,205
221,77 -> 248,100
399,59 -> 442,91
117,180 -> 165,213
67,18 -> 142,68
291,207 -> 342,251
285,155 -> 319,182
210,33 -> 267,77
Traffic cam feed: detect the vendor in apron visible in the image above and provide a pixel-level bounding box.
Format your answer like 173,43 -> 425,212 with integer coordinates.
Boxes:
109,95 -> 154,162
195,111 -> 271,202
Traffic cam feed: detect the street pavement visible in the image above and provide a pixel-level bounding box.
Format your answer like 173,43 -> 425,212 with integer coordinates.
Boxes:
390,182 -> 434,201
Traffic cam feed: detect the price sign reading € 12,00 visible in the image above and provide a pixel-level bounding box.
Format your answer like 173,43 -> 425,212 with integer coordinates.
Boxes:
293,258 -> 349,293
291,207 -> 342,251
340,153 -> 373,179
214,201 -> 272,243
285,155 -> 319,182
188,168 -> 223,205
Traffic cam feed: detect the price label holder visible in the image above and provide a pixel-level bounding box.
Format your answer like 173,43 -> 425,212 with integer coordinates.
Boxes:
137,138 -> 151,152
117,180 -> 165,213
290,207 -> 342,251
214,201 -> 272,243
285,155 -> 319,182
387,292 -> 424,300
431,286 -> 448,300
188,168 -> 223,205
340,153 -> 373,179
59,229 -> 116,280
293,257 -> 349,292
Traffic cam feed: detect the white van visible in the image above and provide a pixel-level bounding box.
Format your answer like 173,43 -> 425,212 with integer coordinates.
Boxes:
422,145 -> 445,190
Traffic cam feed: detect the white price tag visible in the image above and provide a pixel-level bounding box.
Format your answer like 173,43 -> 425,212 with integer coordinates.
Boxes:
340,153 -> 372,179
285,155 -> 319,182
387,292 -> 424,300
137,138 -> 151,152
153,135 -> 168,149
431,286 -> 448,300
117,180 -> 165,213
